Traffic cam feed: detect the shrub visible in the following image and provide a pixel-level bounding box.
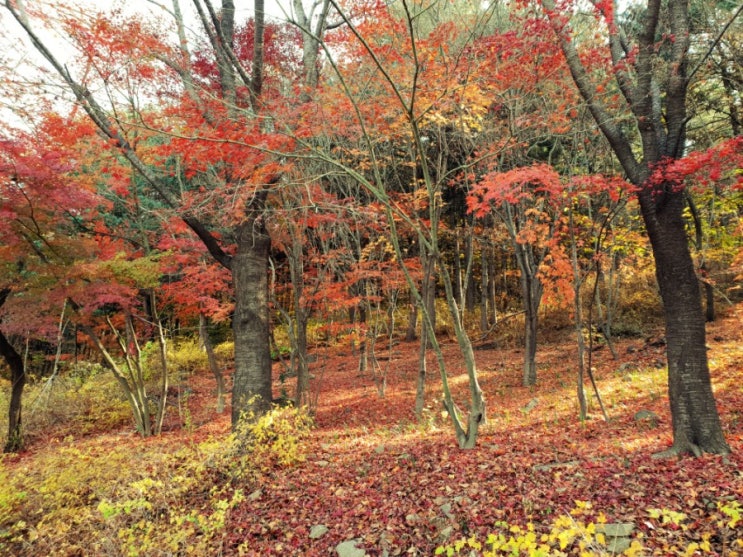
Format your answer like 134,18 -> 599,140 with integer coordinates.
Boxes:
436,502 -> 630,557
167,340 -> 209,376
233,403 -> 313,474
0,402 -> 314,556
435,500 -> 743,556
2,371 -> 132,444
213,340 -> 235,367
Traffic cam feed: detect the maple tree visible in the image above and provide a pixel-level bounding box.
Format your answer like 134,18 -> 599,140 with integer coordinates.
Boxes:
0,0 -> 739,462
0,0 -> 338,427
468,164 -> 571,388
301,0 -> 506,447
0,118 -> 103,451
0,1 -> 742,551
538,0 -> 739,456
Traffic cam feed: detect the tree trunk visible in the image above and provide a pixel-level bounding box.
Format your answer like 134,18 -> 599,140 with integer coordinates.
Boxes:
151,291 -> 169,435
517,245 -> 542,387
199,313 -> 225,414
480,244 -> 490,332
288,231 -> 311,409
294,306 -> 310,408
415,324 -> 428,418
231,217 -> 273,425
415,247 -> 436,414
0,289 -> 24,453
639,188 -> 730,456
0,329 -> 25,453
405,302 -> 418,342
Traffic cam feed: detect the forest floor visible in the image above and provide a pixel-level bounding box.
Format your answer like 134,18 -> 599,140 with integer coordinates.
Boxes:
3,305 -> 743,556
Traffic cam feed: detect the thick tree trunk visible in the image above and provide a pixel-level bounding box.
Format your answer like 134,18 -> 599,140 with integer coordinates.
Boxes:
231,218 -> 273,425
541,0 -> 730,455
639,189 -> 730,456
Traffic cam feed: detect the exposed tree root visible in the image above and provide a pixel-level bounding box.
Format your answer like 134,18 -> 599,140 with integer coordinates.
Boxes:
652,443 -> 701,459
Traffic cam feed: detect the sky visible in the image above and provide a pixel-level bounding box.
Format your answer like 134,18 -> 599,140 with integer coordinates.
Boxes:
0,0 -> 298,130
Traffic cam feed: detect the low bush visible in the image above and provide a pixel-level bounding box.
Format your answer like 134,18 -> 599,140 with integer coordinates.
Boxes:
435,500 -> 743,556
0,370 -> 132,445
0,403 -> 314,556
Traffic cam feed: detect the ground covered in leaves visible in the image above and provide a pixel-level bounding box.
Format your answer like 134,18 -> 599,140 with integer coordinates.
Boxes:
3,307 -> 743,555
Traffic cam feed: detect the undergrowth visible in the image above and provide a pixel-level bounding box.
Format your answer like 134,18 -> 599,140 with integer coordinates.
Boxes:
0,404 -> 311,556
436,500 -> 743,556
0,365 -> 132,444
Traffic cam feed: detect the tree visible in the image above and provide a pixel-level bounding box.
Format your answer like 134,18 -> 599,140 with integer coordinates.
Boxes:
0,120 -> 101,451
306,0 -> 491,447
540,0 -> 732,455
1,0 -> 333,427
469,164 -> 570,387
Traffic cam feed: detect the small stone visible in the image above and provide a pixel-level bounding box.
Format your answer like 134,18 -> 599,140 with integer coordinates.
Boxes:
248,489 -> 262,501
374,444 -> 385,454
599,522 -> 635,538
336,539 -> 366,557
309,524 -> 329,539
316,460 -> 330,467
522,398 -> 539,413
634,410 -> 658,423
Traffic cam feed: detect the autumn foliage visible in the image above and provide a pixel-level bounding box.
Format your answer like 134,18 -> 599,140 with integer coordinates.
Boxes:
0,0 -> 742,554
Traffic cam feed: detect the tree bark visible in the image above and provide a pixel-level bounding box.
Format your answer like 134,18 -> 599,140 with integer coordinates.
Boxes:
516,243 -> 543,387
0,331 -> 24,453
639,188 -> 729,456
231,217 -> 273,425
0,289 -> 25,453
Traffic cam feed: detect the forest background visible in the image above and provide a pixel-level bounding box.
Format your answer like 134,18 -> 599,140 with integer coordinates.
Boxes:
0,0 -> 742,554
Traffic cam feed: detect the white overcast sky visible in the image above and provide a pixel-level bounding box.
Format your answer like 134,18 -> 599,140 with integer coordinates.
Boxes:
0,0 -> 300,130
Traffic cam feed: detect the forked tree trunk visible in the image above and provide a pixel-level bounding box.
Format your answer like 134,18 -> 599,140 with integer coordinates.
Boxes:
231,217 -> 273,425
76,317 -> 151,437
